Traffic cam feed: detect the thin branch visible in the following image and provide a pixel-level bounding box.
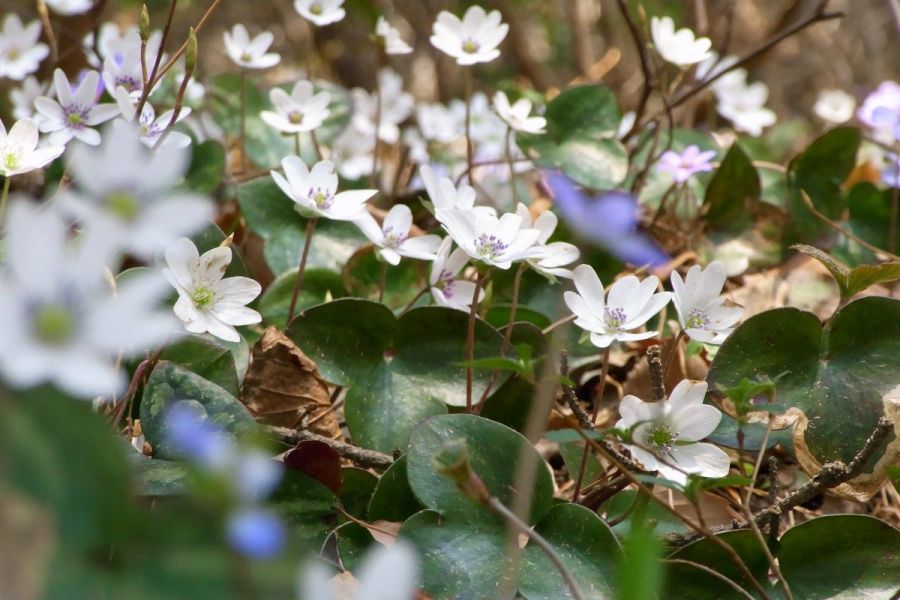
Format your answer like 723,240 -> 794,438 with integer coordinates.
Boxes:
800,190 -> 900,260
266,426 -> 394,470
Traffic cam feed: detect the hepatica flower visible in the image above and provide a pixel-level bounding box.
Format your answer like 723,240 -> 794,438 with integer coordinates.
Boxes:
565,264 -> 671,348
10,76 -> 46,119
430,5 -> 509,66
650,16 -> 712,67
515,203 -> 579,280
671,261 -> 744,344
616,380 -> 731,485
271,157 -> 377,220
301,542 -> 419,600
420,164 -> 495,217
814,89 -> 857,124
430,237 -> 484,312
224,25 -> 280,70
858,81 -> 900,137
115,89 -> 192,148
493,91 -> 546,134
657,145 -> 716,184
295,0 -> 346,27
354,204 -> 441,266
437,207 -> 542,270
34,69 -> 119,146
260,81 -> 330,134
44,0 -> 94,16
376,16 -> 413,55
163,238 -> 263,343
0,118 -> 65,177
0,14 -> 49,80
715,76 -> 777,137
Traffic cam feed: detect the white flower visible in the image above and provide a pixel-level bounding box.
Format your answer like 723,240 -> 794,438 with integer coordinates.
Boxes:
715,77 -> 777,137
300,541 -> 419,600
671,261 -> 744,344
417,102 -> 463,144
617,111 -> 636,139
0,202 -> 178,398
650,16 -> 712,67
514,204 -> 579,280
114,88 -> 192,148
34,69 -> 119,146
420,164 -> 494,215
564,264 -> 671,348
813,89 -> 856,124
616,380 -> 730,485
429,237 -> 483,312
351,68 -> 414,144
261,81 -> 331,134
44,0 -> 93,16
376,16 -> 412,55
492,92 -> 546,134
271,157 -> 377,220
354,205 -> 441,266
0,118 -> 65,177
436,207 -> 542,270
10,76 -> 45,120
329,121 -> 376,180
430,5 -> 509,66
0,15 -> 49,81
223,25 -> 280,70
163,238 -> 262,343
294,0 -> 346,27
59,125 -> 213,259
102,45 -> 150,100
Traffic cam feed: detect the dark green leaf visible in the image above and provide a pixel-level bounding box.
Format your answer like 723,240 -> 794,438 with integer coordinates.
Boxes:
704,143 -> 760,231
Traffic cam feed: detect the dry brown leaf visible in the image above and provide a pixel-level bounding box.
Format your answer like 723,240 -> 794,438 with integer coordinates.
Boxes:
241,326 -> 341,439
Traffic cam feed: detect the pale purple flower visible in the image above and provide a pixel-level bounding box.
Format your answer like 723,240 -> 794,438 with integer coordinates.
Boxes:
858,81 -> 900,134
657,145 -> 716,184
884,153 -> 900,189
227,509 -> 285,559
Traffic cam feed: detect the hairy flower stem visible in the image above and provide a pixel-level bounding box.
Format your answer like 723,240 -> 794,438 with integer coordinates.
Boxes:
572,345 -> 611,503
239,69 -> 248,173
377,260 -> 387,303
476,262 -> 525,412
465,270 -> 489,413
0,177 -> 10,224
505,126 -> 518,205
286,218 -> 318,326
136,0 -> 179,118
464,69 -> 475,184
294,132 -> 302,158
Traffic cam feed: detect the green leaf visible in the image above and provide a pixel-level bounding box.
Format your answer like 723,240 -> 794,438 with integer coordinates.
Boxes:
338,467 -> 378,520
342,244 -> 428,309
664,530 -> 771,599
271,470 -> 340,549
257,267 -> 347,326
844,262 -> 900,298
618,525 -> 665,600
779,515 -> 900,598
518,85 -> 628,189
367,456 -> 423,522
130,456 -> 189,496
406,414 -> 554,525
399,509 -> 509,598
159,334 -> 241,397
237,177 -> 367,276
140,361 -> 257,460
704,143 -> 760,231
519,503 -> 621,600
558,441 -> 603,488
708,298 -> 900,496
289,301 -> 508,452
330,521 -> 375,572
184,140 -> 226,194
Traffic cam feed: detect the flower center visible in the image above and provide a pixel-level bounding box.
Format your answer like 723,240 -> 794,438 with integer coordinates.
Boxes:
309,2 -> 323,15
308,186 -> 334,210
474,233 -> 507,260
191,286 -> 215,308
64,105 -> 90,130
116,75 -> 142,93
288,110 -> 304,125
382,226 -> 407,249
241,51 -> 253,63
685,307 -> 709,330
6,47 -> 21,61
33,305 -> 76,345
462,39 -> 480,54
646,422 -> 678,454
604,306 -> 628,331
4,152 -> 19,171
106,191 -> 141,222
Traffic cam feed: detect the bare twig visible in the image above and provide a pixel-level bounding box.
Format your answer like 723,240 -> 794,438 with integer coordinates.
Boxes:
266,426 -> 394,469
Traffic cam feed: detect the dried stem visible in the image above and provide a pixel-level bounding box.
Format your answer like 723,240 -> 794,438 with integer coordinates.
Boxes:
572,345 -> 611,502
266,426 -> 393,469
646,345 -> 665,402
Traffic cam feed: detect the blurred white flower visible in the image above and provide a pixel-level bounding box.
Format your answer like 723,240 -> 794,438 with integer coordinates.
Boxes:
59,125 -> 213,259
616,380 -> 730,485
430,5 -> 509,66
351,68 -> 414,144
163,238 -> 262,343
813,89 -> 856,124
10,76 -> 45,120
376,16 -> 412,55
514,204 -> 578,280
417,102 -> 463,144
564,264 -> 671,348
299,541 -> 419,600
294,0 -> 346,27
34,69 -> 119,146
272,157 -> 376,220
436,206 -> 542,270
670,261 -> 743,344
656,145 -> 716,183
650,16 -> 712,67
429,237 -> 483,312
0,118 -> 65,177
0,202 -> 178,398
0,14 -> 50,80
492,92 -> 546,134
617,111 -> 636,139
44,0 -> 94,16
329,120 -> 376,180
115,88 -> 192,148
716,78 -> 776,137
261,81 -> 331,134
223,25 -> 280,70
354,205 -> 441,266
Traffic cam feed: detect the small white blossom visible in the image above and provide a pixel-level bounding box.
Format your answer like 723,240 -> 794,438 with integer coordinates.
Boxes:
44,0 -> 94,16
671,261 -> 744,344
492,92 -> 546,134
163,238 -> 262,343
650,16 -> 712,67
813,89 -> 856,124
430,5 -> 509,66
261,81 -> 331,134
616,380 -> 731,485
114,87 -> 192,148
564,264 -> 671,348
429,237 -> 483,312
300,541 -> 419,600
0,14 -> 50,81
10,76 -> 45,119
714,73 -> 777,137
223,25 -> 280,70
436,207 -> 542,270
294,0 -> 346,27
420,164 -> 495,216
376,16 -> 412,55
271,157 -> 377,221
0,118 -> 65,177
354,205 -> 441,266
329,120 -> 376,180
515,204 -> 578,279
34,69 -> 119,146
351,68 -> 414,144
